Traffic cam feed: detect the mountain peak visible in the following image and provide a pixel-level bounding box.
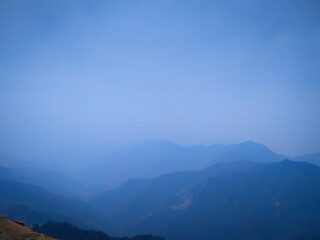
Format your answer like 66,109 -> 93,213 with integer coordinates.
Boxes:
215,141 -> 286,163
238,140 -> 268,148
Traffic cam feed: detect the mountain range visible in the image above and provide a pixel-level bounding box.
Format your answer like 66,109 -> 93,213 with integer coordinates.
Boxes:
93,160 -> 320,240
1,140 -> 320,240
79,140 -> 287,191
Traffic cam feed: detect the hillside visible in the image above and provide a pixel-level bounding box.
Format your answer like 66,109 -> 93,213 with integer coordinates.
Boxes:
0,215 -> 56,240
0,165 -> 85,199
93,160 -> 320,240
92,161 -> 262,219
0,215 -> 165,240
0,204 -> 52,226
0,179 -> 109,232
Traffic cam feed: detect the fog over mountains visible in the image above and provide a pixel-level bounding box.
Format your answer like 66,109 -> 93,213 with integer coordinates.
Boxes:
75,140 -> 287,192
0,140 -> 289,195
1,1 -> 319,239
1,140 -> 320,239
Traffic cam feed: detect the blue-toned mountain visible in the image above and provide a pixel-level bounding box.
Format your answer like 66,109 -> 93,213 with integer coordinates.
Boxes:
93,160 -> 320,240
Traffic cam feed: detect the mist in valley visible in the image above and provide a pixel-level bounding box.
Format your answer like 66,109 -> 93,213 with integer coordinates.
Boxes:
0,1 -> 320,240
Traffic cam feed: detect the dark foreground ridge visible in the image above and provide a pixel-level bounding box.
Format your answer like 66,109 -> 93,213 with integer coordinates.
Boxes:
32,221 -> 165,240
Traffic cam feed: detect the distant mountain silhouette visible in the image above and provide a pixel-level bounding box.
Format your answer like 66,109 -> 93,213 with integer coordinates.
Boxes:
292,152 -> 320,166
1,141 -> 320,240
0,152 -> 86,199
0,165 -> 85,199
0,204 -> 52,226
83,140 -> 286,191
0,153 -> 31,168
0,166 -> 20,179
92,161 -> 262,220
93,160 -> 320,240
0,179 -> 109,231
214,140 -> 286,163
0,152 -> 62,171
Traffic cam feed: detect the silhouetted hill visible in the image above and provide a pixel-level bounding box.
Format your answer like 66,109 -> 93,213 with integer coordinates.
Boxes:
292,152 -> 320,166
215,140 -> 286,163
0,153 -> 86,199
0,165 -> 85,199
0,179 -> 109,231
94,160 -> 320,240
32,221 -> 165,240
0,166 -> 21,180
0,204 -> 52,226
83,140 -> 284,191
92,161 -> 262,221
82,140 -> 230,191
1,141 -> 288,198
0,153 -> 31,168
0,152 -> 62,171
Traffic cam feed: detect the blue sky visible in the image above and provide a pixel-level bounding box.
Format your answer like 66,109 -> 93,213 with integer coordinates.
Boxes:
0,0 -> 319,160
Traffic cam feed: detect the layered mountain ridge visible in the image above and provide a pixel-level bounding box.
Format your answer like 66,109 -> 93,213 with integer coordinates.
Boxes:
93,160 -> 320,240
1,140 -> 320,240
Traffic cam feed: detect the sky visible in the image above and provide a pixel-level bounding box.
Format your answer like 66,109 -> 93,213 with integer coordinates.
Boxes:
0,0 -> 319,161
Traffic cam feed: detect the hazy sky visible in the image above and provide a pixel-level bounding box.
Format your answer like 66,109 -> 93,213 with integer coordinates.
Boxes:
0,0 -> 319,160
